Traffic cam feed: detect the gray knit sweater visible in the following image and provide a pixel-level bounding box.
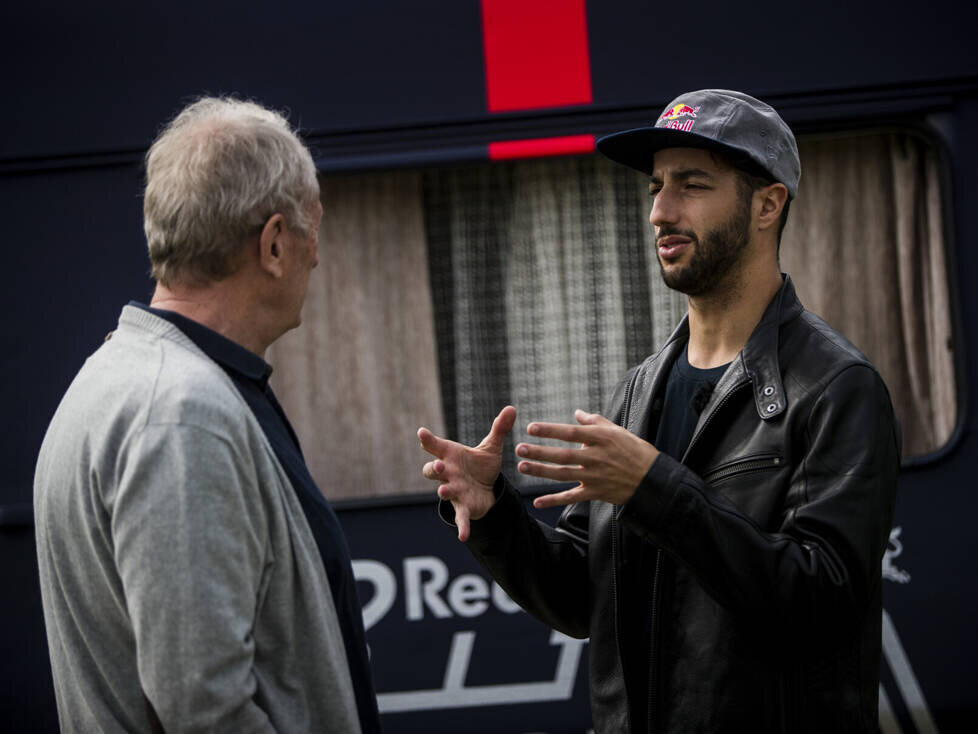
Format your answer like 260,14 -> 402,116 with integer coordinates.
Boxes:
34,306 -> 362,733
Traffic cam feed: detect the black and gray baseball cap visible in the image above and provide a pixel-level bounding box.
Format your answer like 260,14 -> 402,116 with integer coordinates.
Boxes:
596,89 -> 800,198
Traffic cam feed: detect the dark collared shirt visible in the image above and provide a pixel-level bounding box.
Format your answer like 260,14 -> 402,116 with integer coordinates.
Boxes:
134,302 -> 381,733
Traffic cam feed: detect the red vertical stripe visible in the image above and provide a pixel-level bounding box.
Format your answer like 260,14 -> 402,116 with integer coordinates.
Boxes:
480,0 -> 593,113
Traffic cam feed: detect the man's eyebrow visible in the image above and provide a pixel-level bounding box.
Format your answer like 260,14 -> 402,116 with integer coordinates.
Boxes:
650,167 -> 716,184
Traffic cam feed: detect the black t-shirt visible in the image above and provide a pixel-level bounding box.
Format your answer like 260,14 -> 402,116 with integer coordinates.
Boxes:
621,345 -> 728,733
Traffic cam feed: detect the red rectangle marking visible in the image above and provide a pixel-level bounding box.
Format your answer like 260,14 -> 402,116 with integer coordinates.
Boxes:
488,134 -> 595,160
481,0 -> 593,113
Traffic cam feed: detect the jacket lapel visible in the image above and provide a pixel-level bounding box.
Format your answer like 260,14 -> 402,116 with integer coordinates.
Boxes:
683,275 -> 803,459
626,318 -> 689,438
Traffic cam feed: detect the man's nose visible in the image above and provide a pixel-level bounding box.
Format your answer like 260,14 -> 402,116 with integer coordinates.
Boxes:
650,188 -> 679,229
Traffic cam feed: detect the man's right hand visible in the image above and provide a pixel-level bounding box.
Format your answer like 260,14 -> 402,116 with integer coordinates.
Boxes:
418,406 -> 517,542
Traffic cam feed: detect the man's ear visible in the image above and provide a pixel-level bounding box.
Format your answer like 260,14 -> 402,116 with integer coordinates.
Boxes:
258,213 -> 287,278
756,183 -> 789,233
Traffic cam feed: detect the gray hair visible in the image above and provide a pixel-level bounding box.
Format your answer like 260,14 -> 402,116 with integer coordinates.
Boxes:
143,97 -> 319,286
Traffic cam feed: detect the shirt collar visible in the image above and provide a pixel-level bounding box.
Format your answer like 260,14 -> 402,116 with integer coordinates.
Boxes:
129,301 -> 272,385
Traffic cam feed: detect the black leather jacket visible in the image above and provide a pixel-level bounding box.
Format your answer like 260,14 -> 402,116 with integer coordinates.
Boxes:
461,276 -> 900,733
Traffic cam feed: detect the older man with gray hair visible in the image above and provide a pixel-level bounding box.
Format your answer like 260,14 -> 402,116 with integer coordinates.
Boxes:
34,98 -> 380,733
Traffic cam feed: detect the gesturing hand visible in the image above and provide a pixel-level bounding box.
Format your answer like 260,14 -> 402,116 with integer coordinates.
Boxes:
516,409 -> 660,509
418,406 -> 517,542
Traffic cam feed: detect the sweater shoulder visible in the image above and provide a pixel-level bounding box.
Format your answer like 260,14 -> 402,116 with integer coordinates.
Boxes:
39,324 -> 251,481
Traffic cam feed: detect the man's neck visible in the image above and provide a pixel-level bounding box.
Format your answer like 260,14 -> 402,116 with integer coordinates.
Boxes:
150,280 -> 274,357
685,263 -> 782,369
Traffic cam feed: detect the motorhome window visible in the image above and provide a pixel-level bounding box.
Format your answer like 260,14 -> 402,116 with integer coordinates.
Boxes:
267,130 -> 957,501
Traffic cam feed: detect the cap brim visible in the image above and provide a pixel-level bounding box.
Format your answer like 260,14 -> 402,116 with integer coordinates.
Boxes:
596,127 -> 754,176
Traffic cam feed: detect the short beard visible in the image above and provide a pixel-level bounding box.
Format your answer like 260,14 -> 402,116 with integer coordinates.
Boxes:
656,198 -> 752,297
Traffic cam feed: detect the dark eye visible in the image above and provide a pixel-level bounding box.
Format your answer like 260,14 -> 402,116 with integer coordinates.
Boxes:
648,185 -> 661,197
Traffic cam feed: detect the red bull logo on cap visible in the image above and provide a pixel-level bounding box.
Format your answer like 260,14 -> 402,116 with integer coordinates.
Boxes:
658,102 -> 700,132
659,103 -> 699,121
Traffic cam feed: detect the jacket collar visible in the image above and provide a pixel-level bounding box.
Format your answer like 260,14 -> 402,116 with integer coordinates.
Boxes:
129,301 -> 272,385
626,321 -> 687,436
738,273 -> 803,420
639,274 -> 803,440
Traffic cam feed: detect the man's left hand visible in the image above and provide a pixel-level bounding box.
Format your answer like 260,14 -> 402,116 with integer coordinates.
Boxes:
516,409 -> 660,509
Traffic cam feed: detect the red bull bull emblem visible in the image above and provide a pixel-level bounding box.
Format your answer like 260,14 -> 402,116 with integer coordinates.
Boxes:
658,103 -> 699,132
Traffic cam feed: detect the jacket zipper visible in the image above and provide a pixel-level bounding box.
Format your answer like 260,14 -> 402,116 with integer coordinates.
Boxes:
647,549 -> 663,734
617,368 -> 639,427
612,368 -> 641,733
702,454 -> 783,484
779,673 -> 787,733
644,375 -> 748,733
610,510 -> 630,734
613,506 -> 664,734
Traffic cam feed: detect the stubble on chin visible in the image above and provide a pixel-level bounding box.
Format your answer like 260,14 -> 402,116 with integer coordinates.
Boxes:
657,206 -> 751,297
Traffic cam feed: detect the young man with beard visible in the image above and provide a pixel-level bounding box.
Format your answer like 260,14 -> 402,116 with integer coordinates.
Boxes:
418,90 -> 900,733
